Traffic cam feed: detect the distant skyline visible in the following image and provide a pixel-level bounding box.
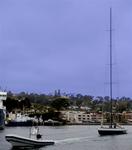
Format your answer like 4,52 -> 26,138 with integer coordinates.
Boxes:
0,0 -> 132,97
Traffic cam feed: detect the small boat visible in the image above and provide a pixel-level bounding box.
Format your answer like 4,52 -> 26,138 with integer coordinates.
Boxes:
44,119 -> 62,126
5,127 -> 55,148
6,113 -> 34,127
5,134 -> 55,148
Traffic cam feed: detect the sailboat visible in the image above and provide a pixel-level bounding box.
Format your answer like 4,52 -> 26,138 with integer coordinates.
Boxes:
98,8 -> 127,135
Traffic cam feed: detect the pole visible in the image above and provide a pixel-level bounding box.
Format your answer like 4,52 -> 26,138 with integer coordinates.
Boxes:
110,7 -> 113,128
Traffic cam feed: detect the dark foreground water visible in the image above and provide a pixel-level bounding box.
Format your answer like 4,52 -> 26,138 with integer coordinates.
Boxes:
0,125 -> 132,150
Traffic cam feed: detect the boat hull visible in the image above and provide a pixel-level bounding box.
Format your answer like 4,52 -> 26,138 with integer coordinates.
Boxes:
98,128 -> 127,135
6,120 -> 33,127
5,134 -> 55,148
0,109 -> 5,130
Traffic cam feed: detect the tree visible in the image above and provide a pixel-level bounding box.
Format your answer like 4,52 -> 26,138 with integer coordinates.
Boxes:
51,97 -> 70,111
5,97 -> 19,112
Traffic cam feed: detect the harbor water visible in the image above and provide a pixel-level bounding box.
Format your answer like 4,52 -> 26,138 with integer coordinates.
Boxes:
0,125 -> 132,150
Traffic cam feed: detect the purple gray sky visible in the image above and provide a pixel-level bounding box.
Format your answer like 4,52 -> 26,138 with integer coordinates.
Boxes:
0,0 -> 132,97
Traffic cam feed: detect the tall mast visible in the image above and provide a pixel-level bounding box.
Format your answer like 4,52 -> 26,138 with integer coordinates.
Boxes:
110,7 -> 113,128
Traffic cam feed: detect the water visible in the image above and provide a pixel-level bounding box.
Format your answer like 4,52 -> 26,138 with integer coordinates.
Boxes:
0,125 -> 132,150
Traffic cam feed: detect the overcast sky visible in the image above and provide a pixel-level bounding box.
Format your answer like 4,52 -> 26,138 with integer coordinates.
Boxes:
0,0 -> 132,97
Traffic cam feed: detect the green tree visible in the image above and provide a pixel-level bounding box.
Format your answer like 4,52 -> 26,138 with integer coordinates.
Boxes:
51,97 -> 70,111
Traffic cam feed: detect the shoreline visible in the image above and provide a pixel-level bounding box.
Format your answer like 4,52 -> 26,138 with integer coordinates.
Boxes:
5,122 -> 132,127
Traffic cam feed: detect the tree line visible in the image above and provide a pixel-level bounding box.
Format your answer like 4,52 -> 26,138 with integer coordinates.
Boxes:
4,91 -> 132,113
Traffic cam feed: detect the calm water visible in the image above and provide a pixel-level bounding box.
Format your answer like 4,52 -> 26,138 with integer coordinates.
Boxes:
0,125 -> 132,150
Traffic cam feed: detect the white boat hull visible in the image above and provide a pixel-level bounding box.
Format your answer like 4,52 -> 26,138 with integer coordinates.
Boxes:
5,134 -> 55,148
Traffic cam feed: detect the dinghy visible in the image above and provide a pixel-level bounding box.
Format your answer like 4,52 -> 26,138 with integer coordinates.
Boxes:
5,127 -> 55,148
5,134 -> 54,148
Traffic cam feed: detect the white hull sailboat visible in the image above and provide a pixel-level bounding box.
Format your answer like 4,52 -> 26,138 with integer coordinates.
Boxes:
98,8 -> 127,136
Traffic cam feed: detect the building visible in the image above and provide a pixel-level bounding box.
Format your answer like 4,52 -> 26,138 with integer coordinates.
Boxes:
61,111 -> 102,124
0,92 -> 7,129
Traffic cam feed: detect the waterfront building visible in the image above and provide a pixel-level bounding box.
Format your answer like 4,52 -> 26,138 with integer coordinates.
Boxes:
61,111 -> 102,124
122,111 -> 132,123
0,92 -> 7,129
